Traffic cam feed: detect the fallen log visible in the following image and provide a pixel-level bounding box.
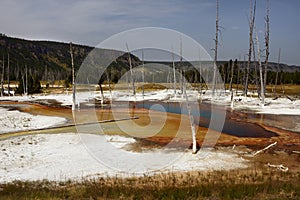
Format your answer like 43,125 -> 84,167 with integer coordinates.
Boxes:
267,163 -> 288,172
252,141 -> 277,156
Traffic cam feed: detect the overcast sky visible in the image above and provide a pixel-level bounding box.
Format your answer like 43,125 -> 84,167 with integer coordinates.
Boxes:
1,0 -> 300,65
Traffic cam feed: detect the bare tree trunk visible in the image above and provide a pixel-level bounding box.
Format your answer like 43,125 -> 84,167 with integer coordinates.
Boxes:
180,69 -> 183,96
245,0 -> 256,97
1,54 -> 4,97
126,44 -> 136,99
25,64 -> 28,95
264,0 -> 270,96
44,64 -> 48,84
167,66 -> 171,91
21,64 -> 25,95
142,49 -> 145,99
183,77 -> 197,154
255,31 -> 265,105
230,61 -> 234,108
229,60 -> 234,92
98,70 -> 105,102
180,37 -> 184,96
236,58 -> 240,95
198,50 -> 202,98
106,70 -> 112,100
172,49 -> 177,97
22,72 -> 25,95
70,42 -> 76,111
212,0 -> 219,97
7,53 -> 10,96
252,36 -> 259,94
274,48 -> 281,96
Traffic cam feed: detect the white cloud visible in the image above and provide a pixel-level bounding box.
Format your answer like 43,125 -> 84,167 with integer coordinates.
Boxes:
0,0 -> 191,45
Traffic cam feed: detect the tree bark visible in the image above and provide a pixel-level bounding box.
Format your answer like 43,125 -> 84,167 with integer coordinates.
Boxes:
212,0 -> 219,97
274,48 -> 281,96
106,70 -> 112,100
198,50 -> 202,98
1,54 -> 4,97
142,49 -> 145,99
172,49 -> 177,97
126,44 -> 136,99
7,53 -> 10,96
183,77 -> 197,154
229,60 -> 234,92
255,31 -> 265,105
180,37 -> 183,96
236,58 -> 240,95
70,42 -> 76,111
25,64 -> 28,95
244,0 -> 256,97
264,0 -> 270,96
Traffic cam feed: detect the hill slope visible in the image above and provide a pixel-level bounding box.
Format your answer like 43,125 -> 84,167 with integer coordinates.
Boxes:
0,34 -> 299,86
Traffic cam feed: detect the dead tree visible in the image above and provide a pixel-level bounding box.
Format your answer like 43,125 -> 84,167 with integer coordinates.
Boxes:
106,70 -> 112,100
255,31 -> 265,105
244,0 -> 256,96
252,36 -> 259,94
180,37 -> 184,96
229,60 -> 234,92
183,77 -> 197,154
230,60 -> 234,108
212,0 -> 219,97
142,49 -> 145,99
25,64 -> 28,95
1,54 -> 4,97
172,48 -> 177,96
98,69 -> 105,102
126,44 -> 136,99
70,42 -> 76,110
274,48 -> 281,96
264,0 -> 270,95
7,52 -> 10,96
236,57 -> 240,95
198,49 -> 203,98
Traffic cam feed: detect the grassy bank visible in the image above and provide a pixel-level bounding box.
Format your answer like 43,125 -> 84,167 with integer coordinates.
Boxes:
0,169 -> 299,200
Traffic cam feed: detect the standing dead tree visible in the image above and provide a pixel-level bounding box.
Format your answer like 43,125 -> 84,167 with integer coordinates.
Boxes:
142,49 -> 145,99
229,60 -> 235,108
7,52 -> 10,96
172,47 -> 177,97
274,48 -> 281,96
179,37 -> 184,96
25,64 -> 28,95
212,0 -> 219,97
244,0 -> 256,97
264,0 -> 270,95
70,42 -> 76,111
252,36 -> 259,94
105,70 -> 112,100
229,60 -> 234,92
183,77 -> 197,154
126,44 -> 136,99
255,31 -> 265,105
1,54 -> 4,97
198,49 -> 203,99
236,57 -> 240,95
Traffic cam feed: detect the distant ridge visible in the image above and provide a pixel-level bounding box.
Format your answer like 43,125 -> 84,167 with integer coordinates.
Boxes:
0,34 -> 140,82
0,34 -> 299,84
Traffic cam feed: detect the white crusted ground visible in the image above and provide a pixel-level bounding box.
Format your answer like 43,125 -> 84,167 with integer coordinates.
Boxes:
0,133 -> 247,183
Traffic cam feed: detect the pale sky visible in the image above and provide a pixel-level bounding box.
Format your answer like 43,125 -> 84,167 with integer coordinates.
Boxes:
1,0 -> 300,65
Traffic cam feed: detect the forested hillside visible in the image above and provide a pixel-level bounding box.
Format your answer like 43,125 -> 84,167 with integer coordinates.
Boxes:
1,33 -> 300,91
